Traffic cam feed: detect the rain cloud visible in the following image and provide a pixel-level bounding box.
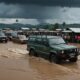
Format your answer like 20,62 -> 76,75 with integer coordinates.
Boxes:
0,0 -> 80,7
0,0 -> 79,24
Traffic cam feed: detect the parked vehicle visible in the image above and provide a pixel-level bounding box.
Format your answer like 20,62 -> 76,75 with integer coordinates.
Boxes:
11,32 -> 28,44
5,31 -> 13,41
0,32 -> 8,43
27,35 -> 79,64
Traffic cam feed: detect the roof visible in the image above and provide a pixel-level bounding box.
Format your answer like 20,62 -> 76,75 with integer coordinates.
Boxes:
29,35 -> 61,39
56,29 -> 62,31
62,30 -> 72,33
69,28 -> 80,33
21,27 -> 30,30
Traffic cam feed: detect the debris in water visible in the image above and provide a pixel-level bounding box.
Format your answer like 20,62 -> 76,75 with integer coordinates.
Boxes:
1,55 -> 9,58
8,48 -> 29,55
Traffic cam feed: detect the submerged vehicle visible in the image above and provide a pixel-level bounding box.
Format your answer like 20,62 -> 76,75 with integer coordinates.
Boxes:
0,32 -> 8,43
27,35 -> 79,64
11,32 -> 28,44
5,31 -> 13,41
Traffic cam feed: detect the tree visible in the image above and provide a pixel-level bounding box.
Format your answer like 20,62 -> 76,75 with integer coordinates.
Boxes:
53,23 -> 59,30
62,22 -> 66,28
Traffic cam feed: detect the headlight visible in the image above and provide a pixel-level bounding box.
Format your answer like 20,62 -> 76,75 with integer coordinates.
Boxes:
61,50 -> 64,54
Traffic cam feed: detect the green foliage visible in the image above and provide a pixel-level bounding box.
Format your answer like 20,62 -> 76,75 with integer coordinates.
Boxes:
53,23 -> 59,30
62,22 -> 66,28
0,22 -> 80,30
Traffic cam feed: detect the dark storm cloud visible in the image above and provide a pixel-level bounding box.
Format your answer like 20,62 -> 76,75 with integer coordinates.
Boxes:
0,1 -> 80,24
0,0 -> 80,7
0,3 -> 62,19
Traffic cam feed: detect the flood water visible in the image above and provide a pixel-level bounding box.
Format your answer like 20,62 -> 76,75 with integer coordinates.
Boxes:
0,42 -> 80,80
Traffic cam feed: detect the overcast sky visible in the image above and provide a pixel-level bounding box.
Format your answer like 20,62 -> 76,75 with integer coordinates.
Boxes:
0,0 -> 80,24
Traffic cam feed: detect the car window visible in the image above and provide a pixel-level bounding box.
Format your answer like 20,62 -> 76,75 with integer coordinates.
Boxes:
0,32 -> 5,37
6,33 -> 11,36
11,32 -> 17,37
42,38 -> 48,46
49,38 -> 65,45
36,38 -> 42,44
29,37 -> 35,42
18,35 -> 26,40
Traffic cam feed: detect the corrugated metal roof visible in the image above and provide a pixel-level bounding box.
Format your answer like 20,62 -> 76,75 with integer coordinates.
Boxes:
69,28 -> 80,33
21,27 -> 30,30
62,30 -> 72,33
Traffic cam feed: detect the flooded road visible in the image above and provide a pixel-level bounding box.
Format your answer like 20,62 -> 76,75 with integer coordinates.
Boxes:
0,42 -> 80,80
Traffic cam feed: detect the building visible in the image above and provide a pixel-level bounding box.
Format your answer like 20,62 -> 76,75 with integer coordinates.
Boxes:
69,28 -> 80,43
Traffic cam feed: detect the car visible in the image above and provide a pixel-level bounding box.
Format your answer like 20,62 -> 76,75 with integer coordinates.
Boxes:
0,31 -> 8,43
5,31 -> 13,41
11,32 -> 28,44
27,35 -> 79,64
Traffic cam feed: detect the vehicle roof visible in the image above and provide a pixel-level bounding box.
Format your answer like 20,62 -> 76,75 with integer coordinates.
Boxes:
29,35 -> 61,39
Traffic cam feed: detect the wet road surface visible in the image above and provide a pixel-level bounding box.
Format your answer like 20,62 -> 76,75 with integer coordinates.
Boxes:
0,42 -> 80,80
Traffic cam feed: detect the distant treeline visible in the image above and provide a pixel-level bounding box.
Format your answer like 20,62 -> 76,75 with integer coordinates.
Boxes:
0,23 -> 80,30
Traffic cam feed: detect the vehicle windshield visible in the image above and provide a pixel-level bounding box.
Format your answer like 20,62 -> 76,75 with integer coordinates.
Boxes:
49,38 -> 66,45
11,32 -> 17,37
0,32 -> 5,37
18,35 -> 27,40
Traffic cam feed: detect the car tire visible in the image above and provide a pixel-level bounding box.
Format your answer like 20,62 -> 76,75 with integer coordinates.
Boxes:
50,54 -> 61,64
29,49 -> 38,57
29,49 -> 34,56
5,40 -> 8,43
69,57 -> 78,62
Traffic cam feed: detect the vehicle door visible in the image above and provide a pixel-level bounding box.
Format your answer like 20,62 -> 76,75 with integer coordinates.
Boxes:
27,37 -> 36,50
35,38 -> 43,53
41,38 -> 50,55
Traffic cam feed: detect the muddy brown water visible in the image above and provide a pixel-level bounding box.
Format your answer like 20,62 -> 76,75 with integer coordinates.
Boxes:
0,42 -> 80,80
